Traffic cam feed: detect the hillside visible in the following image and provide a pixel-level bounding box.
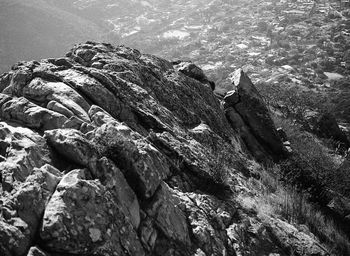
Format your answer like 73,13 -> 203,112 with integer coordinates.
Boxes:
0,0 -> 102,74
1,1 -> 350,254
0,41 -> 348,256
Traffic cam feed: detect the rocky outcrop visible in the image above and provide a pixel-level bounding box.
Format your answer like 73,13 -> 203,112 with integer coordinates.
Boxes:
174,61 -> 216,90
224,69 -> 288,162
0,42 -> 331,256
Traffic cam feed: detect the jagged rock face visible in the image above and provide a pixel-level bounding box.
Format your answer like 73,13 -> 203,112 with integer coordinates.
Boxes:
174,61 -> 216,90
224,69 -> 288,162
0,42 -> 329,256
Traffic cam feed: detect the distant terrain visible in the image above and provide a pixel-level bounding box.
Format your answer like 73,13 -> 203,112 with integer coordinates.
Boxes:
0,0 -> 102,73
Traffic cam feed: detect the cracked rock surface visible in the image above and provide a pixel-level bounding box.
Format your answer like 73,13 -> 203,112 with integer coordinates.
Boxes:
0,42 -> 329,256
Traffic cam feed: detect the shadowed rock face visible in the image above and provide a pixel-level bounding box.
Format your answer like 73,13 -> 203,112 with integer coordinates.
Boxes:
224,69 -> 288,162
0,42 -> 328,256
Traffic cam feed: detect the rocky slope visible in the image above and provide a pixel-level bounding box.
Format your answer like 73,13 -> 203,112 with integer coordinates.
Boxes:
0,42 -> 332,256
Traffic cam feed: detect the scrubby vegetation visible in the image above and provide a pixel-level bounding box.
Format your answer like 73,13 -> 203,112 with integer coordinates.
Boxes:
243,165 -> 350,255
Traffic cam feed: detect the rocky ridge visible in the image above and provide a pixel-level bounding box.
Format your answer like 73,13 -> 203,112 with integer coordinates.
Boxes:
0,42 -> 329,256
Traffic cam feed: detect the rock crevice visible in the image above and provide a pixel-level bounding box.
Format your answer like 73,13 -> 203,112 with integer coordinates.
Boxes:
0,42 -> 329,256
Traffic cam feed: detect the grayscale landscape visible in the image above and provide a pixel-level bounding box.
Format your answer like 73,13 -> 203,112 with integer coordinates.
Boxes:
0,0 -> 350,255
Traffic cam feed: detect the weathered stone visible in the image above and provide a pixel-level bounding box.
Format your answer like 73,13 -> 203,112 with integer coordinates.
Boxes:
44,129 -> 99,172
0,122 -> 51,190
223,90 -> 239,108
173,191 -> 234,255
140,217 -> 158,252
225,107 -> 268,161
0,94 -> 68,131
47,100 -> 75,118
177,62 -> 207,81
8,69 -> 33,96
0,165 -> 61,255
175,62 -> 215,90
0,42 -> 337,256
0,73 -> 11,92
27,246 -> 49,256
75,48 -> 96,63
225,69 -> 287,161
265,217 -> 329,256
93,121 -> 170,198
23,78 -> 90,122
95,157 -> 140,229
145,182 -> 191,247
56,69 -> 122,119
88,104 -> 116,126
40,169 -> 145,255
0,220 -> 30,256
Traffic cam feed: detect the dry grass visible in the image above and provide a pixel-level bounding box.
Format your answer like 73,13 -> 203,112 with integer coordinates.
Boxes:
244,166 -> 350,255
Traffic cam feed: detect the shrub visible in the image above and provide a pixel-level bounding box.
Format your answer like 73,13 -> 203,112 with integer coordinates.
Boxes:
273,116 -> 345,199
248,167 -> 350,256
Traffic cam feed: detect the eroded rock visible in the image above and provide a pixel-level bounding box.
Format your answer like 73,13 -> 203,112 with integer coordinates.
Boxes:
0,122 -> 51,191
0,165 -> 61,255
224,69 -> 288,162
93,121 -> 170,198
40,169 -> 145,255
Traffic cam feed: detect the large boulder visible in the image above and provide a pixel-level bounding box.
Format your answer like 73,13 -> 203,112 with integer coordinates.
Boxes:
44,128 -> 99,172
0,122 -> 51,191
139,182 -> 192,255
0,165 -> 61,255
264,217 -> 329,256
40,169 -> 145,256
174,61 -> 215,90
95,157 -> 140,229
0,94 -> 68,131
224,69 -> 288,162
93,121 -> 170,199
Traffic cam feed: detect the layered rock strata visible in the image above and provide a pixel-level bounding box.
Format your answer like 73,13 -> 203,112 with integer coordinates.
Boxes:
0,42 -> 328,256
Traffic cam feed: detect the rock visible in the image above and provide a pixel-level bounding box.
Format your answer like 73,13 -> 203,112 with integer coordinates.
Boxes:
277,128 -> 288,142
224,69 -> 287,161
27,246 -> 49,256
0,165 -> 61,255
0,122 -> 51,191
223,90 -> 239,108
95,157 -> 140,229
75,48 -> 96,63
176,62 -> 207,82
0,94 -> 68,131
144,182 -> 191,251
175,61 -> 215,90
93,121 -> 170,198
0,42 -> 337,256
56,69 -> 122,119
265,217 -> 329,256
7,69 -> 33,96
173,191 -> 234,256
40,169 -> 145,255
23,78 -> 90,122
0,220 -> 30,256
225,107 -> 268,161
47,100 -> 75,118
88,104 -> 116,126
44,129 -> 99,173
